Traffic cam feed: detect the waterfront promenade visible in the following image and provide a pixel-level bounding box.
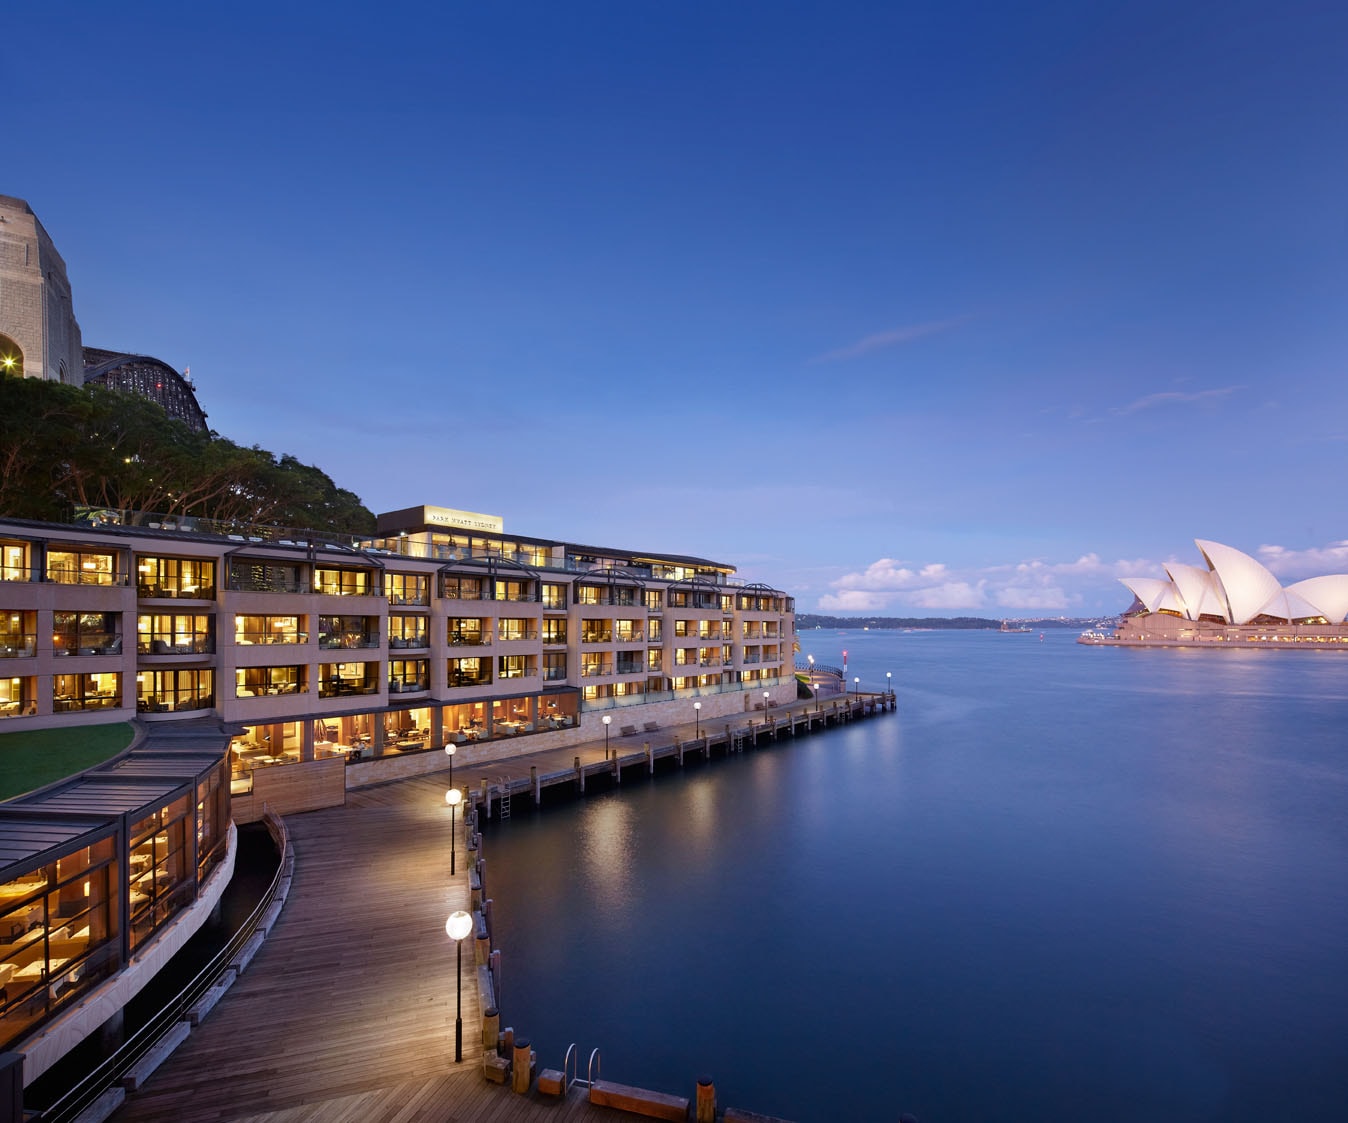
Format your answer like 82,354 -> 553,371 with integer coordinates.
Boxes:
112,692 -> 885,1122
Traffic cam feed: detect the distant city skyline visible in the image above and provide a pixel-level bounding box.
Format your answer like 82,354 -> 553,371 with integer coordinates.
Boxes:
7,1 -> 1346,615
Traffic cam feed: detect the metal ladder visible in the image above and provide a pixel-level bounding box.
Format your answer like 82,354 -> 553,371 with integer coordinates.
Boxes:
563,1044 -> 600,1090
496,777 -> 512,820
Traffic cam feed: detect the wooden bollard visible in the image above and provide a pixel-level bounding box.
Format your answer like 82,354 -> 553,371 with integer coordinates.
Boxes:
531,764 -> 541,805
482,1006 -> 500,1051
470,878 -> 482,913
645,741 -> 653,775
512,1037 -> 532,1093
575,755 -> 585,793
696,1075 -> 715,1123
490,948 -> 502,1005
502,1025 -> 514,1052
480,777 -> 490,816
475,931 -> 490,966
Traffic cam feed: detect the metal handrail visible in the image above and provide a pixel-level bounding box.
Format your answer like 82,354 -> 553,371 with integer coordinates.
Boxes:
585,1047 -> 602,1089
35,815 -> 291,1123
563,1042 -> 577,1090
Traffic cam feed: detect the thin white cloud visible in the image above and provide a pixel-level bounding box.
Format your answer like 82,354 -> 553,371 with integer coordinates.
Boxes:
810,316 -> 969,363
1111,386 -> 1242,416
1257,541 -> 1348,577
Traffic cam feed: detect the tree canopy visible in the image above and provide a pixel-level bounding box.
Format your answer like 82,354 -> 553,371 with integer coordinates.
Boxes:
0,377 -> 374,535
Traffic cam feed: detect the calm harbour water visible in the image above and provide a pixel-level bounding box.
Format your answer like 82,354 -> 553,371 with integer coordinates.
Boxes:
485,630 -> 1348,1122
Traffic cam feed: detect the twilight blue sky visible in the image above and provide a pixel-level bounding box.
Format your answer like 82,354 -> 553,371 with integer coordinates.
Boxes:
8,1 -> 1347,615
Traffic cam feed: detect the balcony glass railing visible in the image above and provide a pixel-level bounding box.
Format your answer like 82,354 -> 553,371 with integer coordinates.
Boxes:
447,671 -> 493,688
47,566 -> 125,587
580,675 -> 783,711
229,576 -> 309,594
0,635 -> 36,658
53,635 -> 124,656
234,631 -> 307,646
388,635 -> 429,649
140,637 -> 214,655
318,679 -> 378,698
138,582 -> 216,599
318,635 -> 380,650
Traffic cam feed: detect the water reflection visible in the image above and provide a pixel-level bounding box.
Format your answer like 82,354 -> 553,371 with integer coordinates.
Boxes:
486,633 -> 1348,1122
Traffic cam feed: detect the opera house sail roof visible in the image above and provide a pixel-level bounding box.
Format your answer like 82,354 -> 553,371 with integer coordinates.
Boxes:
1119,539 -> 1348,625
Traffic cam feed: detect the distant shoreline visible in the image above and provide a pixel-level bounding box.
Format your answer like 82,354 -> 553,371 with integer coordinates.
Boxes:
796,614 -> 1100,631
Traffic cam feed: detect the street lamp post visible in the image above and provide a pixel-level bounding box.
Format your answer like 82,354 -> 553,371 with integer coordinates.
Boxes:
602,714 -> 611,760
886,671 -> 892,700
444,742 -> 456,787
445,787 -> 463,875
446,910 -> 474,1063
694,701 -> 701,739
763,690 -> 770,724
853,676 -> 859,699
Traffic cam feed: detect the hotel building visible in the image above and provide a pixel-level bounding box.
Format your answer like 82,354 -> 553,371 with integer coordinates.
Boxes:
0,502 -> 795,1071
2,503 -> 796,809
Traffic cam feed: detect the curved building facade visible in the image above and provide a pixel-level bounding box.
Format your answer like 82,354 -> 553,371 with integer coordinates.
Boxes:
1085,539 -> 1348,648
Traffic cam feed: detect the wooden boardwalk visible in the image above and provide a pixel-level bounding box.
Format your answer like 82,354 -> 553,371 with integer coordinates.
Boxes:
112,771 -> 614,1122
113,693 -> 887,1122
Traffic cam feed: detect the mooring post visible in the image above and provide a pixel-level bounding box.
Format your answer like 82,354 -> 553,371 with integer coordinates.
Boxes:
475,929 -> 490,966
575,754 -> 585,794
490,948 -> 502,1005
645,741 -> 654,775
512,1037 -> 533,1093
480,777 -> 491,817
482,1006 -> 500,1051
531,765 -> 540,805
696,1075 -> 716,1123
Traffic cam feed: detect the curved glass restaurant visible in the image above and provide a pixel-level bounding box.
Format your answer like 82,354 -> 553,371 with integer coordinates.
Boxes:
0,738 -> 230,1074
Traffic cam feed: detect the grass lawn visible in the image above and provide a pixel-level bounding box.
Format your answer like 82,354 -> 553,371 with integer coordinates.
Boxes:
0,723 -> 135,801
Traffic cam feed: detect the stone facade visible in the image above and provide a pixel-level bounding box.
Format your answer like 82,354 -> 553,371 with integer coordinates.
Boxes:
0,194 -> 83,384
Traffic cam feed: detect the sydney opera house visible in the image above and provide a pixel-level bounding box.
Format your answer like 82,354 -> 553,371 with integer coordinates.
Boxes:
1081,539 -> 1348,648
